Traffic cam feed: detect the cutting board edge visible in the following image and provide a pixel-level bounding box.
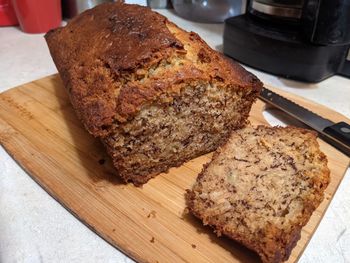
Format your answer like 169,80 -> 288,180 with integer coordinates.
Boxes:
1,116 -> 349,263
0,123 -> 146,263
0,74 -> 349,263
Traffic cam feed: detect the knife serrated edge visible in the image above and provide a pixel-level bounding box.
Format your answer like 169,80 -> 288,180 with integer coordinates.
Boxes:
259,87 -> 350,156
259,87 -> 334,132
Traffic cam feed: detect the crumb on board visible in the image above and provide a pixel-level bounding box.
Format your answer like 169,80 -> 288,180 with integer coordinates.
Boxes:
179,207 -> 189,220
150,237 -> 155,243
183,207 -> 190,214
191,244 -> 196,249
147,210 -> 157,218
112,228 -> 116,232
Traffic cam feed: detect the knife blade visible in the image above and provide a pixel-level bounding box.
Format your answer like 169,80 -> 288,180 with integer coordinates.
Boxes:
259,87 -> 350,157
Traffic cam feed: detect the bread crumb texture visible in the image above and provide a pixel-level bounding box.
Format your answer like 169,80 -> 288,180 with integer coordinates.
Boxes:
186,125 -> 330,263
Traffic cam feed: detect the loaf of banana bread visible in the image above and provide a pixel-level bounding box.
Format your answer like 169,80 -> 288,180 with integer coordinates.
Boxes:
186,125 -> 330,262
45,2 -> 262,185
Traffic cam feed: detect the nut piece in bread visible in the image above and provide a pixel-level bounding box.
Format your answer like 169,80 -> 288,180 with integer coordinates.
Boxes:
186,125 -> 330,263
45,2 -> 262,185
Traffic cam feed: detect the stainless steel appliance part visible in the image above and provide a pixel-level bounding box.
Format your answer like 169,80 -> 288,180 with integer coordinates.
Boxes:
171,0 -> 245,23
62,0 -> 114,18
250,0 -> 304,19
147,0 -> 172,8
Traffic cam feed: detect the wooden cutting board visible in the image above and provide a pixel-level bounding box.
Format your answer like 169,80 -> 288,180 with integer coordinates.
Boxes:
0,74 -> 349,263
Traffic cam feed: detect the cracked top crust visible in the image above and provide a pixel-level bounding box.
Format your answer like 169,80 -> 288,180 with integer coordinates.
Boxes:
45,2 -> 262,137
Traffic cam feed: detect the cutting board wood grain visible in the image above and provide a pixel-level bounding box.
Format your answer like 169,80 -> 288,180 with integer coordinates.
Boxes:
0,74 -> 349,263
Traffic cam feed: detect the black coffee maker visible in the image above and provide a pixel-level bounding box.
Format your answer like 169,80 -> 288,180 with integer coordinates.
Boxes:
223,0 -> 350,82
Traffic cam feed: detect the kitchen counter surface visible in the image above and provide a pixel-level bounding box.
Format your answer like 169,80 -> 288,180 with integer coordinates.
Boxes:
1,8 -> 350,263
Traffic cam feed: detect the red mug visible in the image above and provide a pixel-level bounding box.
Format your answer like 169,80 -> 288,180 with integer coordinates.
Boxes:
0,0 -> 18,26
11,0 -> 61,33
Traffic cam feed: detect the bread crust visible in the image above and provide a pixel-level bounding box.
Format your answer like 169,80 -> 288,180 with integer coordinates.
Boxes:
186,125 -> 330,263
45,2 -> 262,137
45,2 -> 263,185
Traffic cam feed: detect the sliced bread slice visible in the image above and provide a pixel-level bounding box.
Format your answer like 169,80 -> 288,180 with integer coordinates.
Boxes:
186,125 -> 330,263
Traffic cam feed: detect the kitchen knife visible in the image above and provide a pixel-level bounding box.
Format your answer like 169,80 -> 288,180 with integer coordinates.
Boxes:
259,87 -> 350,157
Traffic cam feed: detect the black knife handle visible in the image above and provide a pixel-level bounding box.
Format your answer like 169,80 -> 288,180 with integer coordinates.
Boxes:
324,122 -> 350,143
323,122 -> 350,156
